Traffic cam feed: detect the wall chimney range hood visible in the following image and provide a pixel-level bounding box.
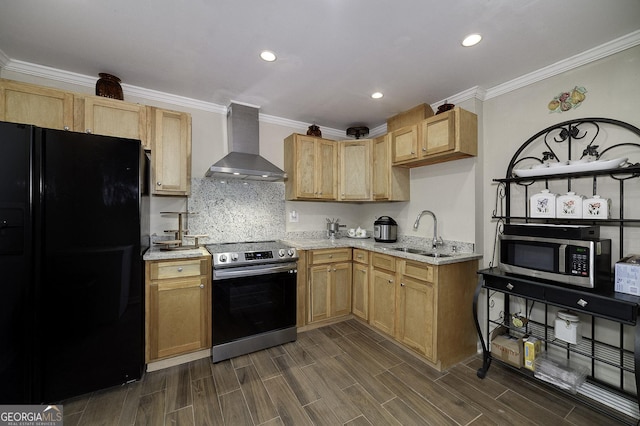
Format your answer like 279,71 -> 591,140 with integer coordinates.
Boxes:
206,103 -> 287,182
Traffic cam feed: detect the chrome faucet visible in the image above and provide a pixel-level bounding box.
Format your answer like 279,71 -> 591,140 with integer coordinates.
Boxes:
413,210 -> 444,250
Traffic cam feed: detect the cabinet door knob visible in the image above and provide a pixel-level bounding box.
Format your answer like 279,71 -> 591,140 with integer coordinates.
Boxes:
506,283 -> 514,290
177,267 -> 183,272
388,279 -> 393,284
157,182 -> 162,186
422,147 -> 426,152
327,268 -> 331,272
200,284 -> 205,289
86,129 -> 92,134
333,268 -> 337,272
577,298 -> 588,307
410,151 -> 415,154
361,269 -> 366,273
63,126 -> 70,131
400,282 -> 405,287
329,254 -> 333,258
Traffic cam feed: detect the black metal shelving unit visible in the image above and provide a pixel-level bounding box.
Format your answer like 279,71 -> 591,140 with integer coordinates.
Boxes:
474,117 -> 640,424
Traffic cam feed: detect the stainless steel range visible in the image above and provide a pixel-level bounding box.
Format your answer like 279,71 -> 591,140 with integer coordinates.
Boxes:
206,240 -> 298,363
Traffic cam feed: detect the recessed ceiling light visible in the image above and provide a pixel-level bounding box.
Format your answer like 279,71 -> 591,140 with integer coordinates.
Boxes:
371,92 -> 383,99
260,50 -> 277,62
462,34 -> 482,47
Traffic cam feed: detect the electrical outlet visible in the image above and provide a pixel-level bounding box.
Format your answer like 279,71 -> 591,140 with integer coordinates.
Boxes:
289,210 -> 299,222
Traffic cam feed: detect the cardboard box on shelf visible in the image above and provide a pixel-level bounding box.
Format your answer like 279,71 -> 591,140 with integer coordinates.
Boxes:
490,326 -> 523,368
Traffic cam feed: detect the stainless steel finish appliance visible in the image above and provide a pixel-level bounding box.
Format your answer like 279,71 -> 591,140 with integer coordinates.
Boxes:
207,241 -> 298,362
499,227 -> 611,289
373,216 -> 397,242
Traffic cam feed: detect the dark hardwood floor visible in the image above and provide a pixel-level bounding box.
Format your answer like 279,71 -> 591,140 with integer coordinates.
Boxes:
61,319 -> 637,425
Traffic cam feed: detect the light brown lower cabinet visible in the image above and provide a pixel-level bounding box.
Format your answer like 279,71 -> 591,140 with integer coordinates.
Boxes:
145,255 -> 211,362
307,248 -> 352,324
369,252 -> 478,370
351,249 -> 369,320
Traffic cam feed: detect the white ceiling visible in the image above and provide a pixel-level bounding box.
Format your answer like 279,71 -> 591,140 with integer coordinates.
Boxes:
1,1 -> 639,131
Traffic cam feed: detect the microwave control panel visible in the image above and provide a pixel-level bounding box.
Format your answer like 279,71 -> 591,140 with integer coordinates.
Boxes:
568,246 -> 589,276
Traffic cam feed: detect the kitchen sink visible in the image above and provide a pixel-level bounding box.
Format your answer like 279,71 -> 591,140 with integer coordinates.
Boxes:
421,253 -> 452,258
392,247 -> 427,254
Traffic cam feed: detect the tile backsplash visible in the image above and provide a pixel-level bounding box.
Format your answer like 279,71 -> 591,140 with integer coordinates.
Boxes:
187,178 -> 286,243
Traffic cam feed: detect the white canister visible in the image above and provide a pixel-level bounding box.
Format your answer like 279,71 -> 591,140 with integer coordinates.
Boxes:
556,192 -> 584,219
583,195 -> 611,219
555,310 -> 582,345
530,189 -> 557,218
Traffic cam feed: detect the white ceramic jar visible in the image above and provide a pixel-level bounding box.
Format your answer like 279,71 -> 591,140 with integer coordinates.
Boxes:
556,192 -> 584,219
530,189 -> 557,218
583,195 -> 611,219
555,310 -> 582,345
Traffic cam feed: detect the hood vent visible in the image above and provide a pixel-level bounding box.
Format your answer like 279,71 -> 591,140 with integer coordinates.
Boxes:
206,103 -> 287,182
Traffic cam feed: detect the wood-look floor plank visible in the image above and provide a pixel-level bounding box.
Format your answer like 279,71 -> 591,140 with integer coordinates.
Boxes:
435,371 -> 538,426
382,397 -> 430,426
303,399 -> 343,426
343,332 -> 403,369
272,354 -> 321,406
319,325 -> 342,339
497,389 -> 574,425
263,375 -> 314,426
281,340 -> 316,367
165,363 -> 192,413
342,383 -> 402,425
376,371 -> 459,426
346,319 -> 387,342
140,369 -> 167,396
219,389 -> 254,426
295,330 -> 317,348
212,359 -> 240,395
235,364 -> 278,424
334,353 -> 395,403
231,353 -> 252,368
376,339 -> 445,381
164,406 -> 194,426
333,336 -> 387,376
344,415 -> 374,426
191,375 -> 224,426
566,403 -> 633,425
63,411 -> 82,426
302,345 -> 357,390
331,320 -> 358,336
78,385 -> 128,426
304,328 -> 344,357
249,348 -> 281,380
387,362 -> 481,423
134,391 -> 165,426
468,414 -> 499,425
448,363 -> 508,399
118,381 -> 143,426
299,362 -> 363,424
188,357 -> 213,381
466,358 -> 575,417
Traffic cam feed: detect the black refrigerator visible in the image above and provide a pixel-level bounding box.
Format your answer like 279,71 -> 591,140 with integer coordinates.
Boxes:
0,121 -> 150,403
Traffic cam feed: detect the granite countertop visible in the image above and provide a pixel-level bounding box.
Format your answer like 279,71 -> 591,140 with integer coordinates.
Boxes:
143,245 -> 211,261
280,238 -> 482,265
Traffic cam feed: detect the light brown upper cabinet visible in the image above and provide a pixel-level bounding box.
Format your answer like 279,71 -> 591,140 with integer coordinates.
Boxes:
148,107 -> 192,196
393,107 -> 477,167
339,139 -> 371,201
0,79 -> 73,130
284,133 -> 338,201
74,95 -> 148,147
372,134 -> 410,201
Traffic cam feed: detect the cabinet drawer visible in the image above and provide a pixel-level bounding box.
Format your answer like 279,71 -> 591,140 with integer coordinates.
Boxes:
309,248 -> 352,265
483,275 -> 544,300
402,260 -> 433,283
372,253 -> 396,272
151,259 -> 205,280
353,249 -> 369,265
545,288 -> 636,324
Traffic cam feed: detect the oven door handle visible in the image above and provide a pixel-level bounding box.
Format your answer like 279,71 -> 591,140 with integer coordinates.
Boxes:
214,262 -> 297,280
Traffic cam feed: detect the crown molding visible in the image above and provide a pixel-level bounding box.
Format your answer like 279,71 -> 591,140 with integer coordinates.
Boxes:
259,113 -> 345,139
485,29 -> 640,100
0,49 -> 10,69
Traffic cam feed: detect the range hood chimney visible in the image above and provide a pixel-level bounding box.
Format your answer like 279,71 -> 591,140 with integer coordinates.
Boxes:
206,103 -> 287,182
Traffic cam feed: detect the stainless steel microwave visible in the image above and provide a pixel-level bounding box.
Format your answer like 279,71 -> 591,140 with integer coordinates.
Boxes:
499,234 -> 611,289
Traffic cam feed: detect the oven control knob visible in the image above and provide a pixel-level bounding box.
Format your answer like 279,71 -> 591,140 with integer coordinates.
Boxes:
278,249 -> 286,257
219,254 -> 227,263
287,249 -> 296,257
230,253 -> 239,261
